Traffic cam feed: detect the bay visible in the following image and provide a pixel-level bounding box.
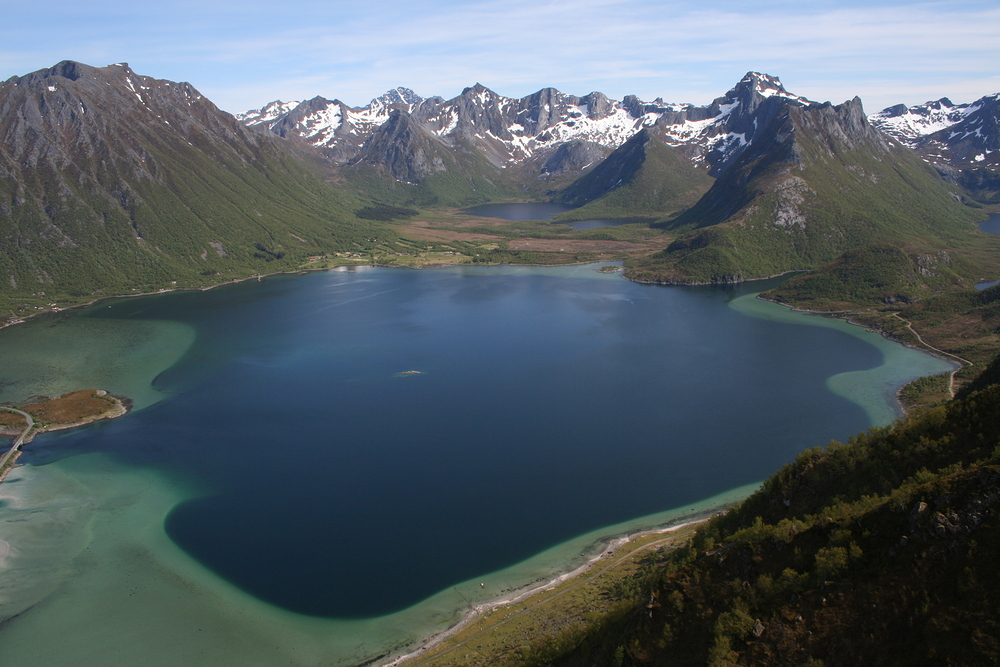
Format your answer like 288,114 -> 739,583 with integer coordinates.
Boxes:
0,263 -> 953,665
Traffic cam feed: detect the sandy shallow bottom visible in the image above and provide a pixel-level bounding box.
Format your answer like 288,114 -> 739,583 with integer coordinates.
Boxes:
729,293 -> 956,424
0,316 -> 195,410
0,455 -> 755,667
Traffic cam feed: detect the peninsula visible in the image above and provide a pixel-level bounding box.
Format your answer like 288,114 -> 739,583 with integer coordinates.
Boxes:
0,390 -> 129,483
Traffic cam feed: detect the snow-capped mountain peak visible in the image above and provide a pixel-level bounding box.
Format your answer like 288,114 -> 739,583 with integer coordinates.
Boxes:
236,74 -> 820,175
735,72 -> 813,105
371,86 -> 422,110
870,92 -> 1000,171
868,97 -> 980,145
236,100 -> 301,126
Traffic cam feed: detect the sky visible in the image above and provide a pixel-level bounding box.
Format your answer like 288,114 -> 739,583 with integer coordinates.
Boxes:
2,0 -> 998,115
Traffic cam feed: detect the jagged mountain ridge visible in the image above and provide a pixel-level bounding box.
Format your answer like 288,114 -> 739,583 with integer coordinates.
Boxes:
869,97 -> 981,146
870,93 -> 1000,203
237,87 -> 424,163
238,72 -> 816,182
870,94 -> 1000,165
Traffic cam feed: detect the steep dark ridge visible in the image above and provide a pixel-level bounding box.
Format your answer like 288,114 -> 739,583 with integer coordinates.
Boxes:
550,73 -> 812,218
349,110 -> 447,184
552,75 -> 809,219
449,83 -> 516,140
0,60 -> 377,315
628,96 -> 985,285
558,130 -> 654,206
344,109 -> 518,206
675,97 -> 885,230
541,140 -> 612,176
652,72 -> 813,176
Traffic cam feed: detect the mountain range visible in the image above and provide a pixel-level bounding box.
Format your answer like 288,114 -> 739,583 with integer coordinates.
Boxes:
870,94 -> 1000,203
238,71 -> 996,289
1,60 -> 998,320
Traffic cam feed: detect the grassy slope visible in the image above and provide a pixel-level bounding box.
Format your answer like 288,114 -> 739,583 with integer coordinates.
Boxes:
553,132 -> 713,221
764,239 -> 1000,310
340,131 -> 523,209
0,133 -> 391,318
627,113 -> 988,285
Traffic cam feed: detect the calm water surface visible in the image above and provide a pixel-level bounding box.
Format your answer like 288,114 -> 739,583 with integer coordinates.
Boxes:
979,212 -> 1000,236
9,265 -> 945,620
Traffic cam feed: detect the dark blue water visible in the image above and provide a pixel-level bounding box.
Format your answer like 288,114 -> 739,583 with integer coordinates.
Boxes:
25,266 -> 881,618
465,202 -> 636,230
979,212 -> 1000,236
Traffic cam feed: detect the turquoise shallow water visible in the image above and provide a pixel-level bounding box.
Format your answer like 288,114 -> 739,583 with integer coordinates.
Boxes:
0,264 -> 954,666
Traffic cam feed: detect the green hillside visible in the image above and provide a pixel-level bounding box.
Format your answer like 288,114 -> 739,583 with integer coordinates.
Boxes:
626,101 -> 988,287
0,62 -> 390,319
554,129 -> 713,220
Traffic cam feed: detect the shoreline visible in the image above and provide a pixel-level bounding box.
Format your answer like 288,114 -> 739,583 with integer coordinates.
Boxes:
0,258 -> 619,332
753,294 -> 964,411
380,513 -> 718,667
626,268 -> 808,287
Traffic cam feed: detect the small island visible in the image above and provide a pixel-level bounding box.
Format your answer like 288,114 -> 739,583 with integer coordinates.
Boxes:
0,390 -> 129,482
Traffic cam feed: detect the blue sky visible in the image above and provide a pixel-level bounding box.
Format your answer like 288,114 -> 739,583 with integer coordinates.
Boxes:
2,0 -> 998,114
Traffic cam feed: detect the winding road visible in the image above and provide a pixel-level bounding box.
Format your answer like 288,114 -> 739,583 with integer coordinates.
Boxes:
892,313 -> 972,399
0,406 -> 34,479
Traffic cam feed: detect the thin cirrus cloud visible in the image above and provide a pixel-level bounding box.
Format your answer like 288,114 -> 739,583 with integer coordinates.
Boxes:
1,0 -> 998,114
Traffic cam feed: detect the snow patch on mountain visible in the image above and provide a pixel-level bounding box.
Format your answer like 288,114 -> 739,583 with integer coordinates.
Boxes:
869,98 -> 980,145
237,100 -> 302,126
237,72 -> 815,171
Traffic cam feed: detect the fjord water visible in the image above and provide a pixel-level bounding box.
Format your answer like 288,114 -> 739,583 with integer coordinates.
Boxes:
0,264 -> 953,665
